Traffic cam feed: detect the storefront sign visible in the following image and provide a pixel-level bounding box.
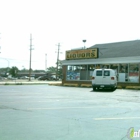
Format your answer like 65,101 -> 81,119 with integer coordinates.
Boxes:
66,48 -> 98,60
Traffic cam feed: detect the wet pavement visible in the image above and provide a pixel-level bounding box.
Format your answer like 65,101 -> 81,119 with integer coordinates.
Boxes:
0,85 -> 140,140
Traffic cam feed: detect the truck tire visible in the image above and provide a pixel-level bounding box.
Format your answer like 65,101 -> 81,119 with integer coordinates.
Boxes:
111,87 -> 115,91
93,87 -> 96,91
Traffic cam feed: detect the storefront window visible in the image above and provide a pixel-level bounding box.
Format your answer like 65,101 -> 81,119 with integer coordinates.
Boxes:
67,65 -> 72,71
96,64 -> 101,69
87,65 -> 96,80
66,65 -> 81,80
66,63 -> 139,83
128,63 -> 139,83
110,64 -> 119,73
102,64 -> 110,69
118,64 -> 128,82
67,65 -> 88,80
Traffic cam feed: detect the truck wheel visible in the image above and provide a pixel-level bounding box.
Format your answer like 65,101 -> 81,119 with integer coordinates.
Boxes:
93,87 -> 96,91
111,87 -> 115,91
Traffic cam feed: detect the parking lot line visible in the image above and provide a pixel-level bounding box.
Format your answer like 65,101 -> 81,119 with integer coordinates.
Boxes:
27,107 -> 96,110
27,106 -> 131,110
94,117 -> 140,120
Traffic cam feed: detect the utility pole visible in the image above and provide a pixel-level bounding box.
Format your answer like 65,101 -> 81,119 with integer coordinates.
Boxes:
45,54 -> 47,71
0,33 -> 1,53
56,43 -> 61,80
29,34 -> 33,81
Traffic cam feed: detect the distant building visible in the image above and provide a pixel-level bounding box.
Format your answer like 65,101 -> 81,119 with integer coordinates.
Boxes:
17,71 -> 46,78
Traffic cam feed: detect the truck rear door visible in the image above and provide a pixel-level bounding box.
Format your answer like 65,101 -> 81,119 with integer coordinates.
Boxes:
102,70 -> 111,84
95,70 -> 103,85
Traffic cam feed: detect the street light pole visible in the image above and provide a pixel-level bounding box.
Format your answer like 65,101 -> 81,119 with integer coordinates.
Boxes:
83,39 -> 86,49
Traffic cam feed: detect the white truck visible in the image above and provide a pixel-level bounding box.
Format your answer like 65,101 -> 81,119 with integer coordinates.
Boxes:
91,69 -> 117,91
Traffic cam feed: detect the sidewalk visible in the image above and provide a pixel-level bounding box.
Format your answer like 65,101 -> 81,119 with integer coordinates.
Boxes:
0,80 -> 140,89
0,80 -> 62,86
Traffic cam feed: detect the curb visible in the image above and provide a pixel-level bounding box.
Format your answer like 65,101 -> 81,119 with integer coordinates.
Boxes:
0,82 -> 49,85
48,83 -> 62,86
63,83 -> 79,87
62,84 -> 140,90
81,84 -> 92,87
125,86 -> 140,89
1,82 -> 140,90
0,81 -> 62,85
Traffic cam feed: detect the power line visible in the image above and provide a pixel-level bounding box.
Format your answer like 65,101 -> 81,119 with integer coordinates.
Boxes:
0,57 -> 28,61
0,57 -> 41,62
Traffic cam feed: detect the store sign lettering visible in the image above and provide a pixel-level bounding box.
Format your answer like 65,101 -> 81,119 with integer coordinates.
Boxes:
66,48 -> 98,60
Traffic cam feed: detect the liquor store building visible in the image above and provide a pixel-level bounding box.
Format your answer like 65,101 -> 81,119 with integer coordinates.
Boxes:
62,40 -> 140,87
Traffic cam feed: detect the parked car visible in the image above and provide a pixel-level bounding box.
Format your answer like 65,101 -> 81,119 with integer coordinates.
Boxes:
38,75 -> 49,80
8,77 -> 17,80
91,69 -> 117,91
30,77 -> 35,80
0,76 -> 4,80
20,76 -> 29,79
50,75 -> 60,81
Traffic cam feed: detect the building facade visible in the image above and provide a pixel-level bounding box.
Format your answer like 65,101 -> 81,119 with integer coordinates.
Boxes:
62,40 -> 140,87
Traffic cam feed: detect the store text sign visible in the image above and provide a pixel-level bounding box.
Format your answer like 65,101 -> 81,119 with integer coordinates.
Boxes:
66,48 -> 98,60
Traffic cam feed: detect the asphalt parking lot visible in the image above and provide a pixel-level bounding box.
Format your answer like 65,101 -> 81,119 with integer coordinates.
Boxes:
0,85 -> 140,140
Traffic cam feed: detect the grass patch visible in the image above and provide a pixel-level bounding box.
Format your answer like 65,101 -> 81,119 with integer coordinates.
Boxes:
4,83 -> 10,85
3,82 -> 22,85
15,83 -> 22,85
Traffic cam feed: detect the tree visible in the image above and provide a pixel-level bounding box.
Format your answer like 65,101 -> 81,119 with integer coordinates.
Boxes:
46,60 -> 62,77
0,67 -> 9,72
46,66 -> 56,73
0,67 -> 10,77
9,66 -> 19,77
20,68 -> 29,72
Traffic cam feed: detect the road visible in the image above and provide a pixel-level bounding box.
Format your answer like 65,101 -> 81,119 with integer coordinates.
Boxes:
0,85 -> 140,140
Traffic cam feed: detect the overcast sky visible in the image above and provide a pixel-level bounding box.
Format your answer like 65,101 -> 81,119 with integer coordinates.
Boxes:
0,0 -> 140,70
